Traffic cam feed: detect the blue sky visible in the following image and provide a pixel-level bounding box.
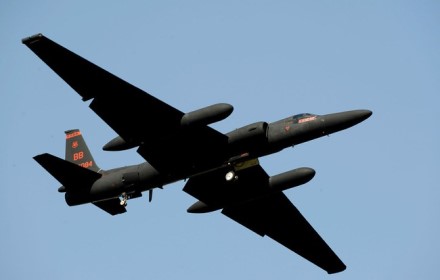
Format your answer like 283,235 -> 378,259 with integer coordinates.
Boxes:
2,1 -> 439,279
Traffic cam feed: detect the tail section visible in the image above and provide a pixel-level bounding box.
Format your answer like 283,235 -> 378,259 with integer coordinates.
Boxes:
65,129 -> 100,172
34,130 -> 127,215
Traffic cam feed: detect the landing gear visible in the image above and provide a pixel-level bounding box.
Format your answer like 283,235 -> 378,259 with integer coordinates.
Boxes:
149,189 -> 153,203
120,192 -> 128,206
224,158 -> 260,182
225,170 -> 237,182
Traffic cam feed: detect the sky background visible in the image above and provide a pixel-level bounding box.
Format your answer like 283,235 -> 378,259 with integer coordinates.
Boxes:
1,1 -> 439,279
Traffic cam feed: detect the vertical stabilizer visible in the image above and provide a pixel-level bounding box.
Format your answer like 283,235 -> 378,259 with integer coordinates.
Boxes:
65,129 -> 100,172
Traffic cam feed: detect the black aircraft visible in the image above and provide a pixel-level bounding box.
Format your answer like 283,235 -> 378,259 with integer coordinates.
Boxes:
23,33 -> 372,274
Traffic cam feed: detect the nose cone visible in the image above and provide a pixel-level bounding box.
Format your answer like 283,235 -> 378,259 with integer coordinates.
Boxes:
322,110 -> 372,134
295,167 -> 316,182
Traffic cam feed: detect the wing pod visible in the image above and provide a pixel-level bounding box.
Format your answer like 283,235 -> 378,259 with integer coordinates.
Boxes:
186,167 -> 315,214
181,103 -> 233,127
103,103 -> 233,151
269,167 -> 315,191
103,136 -> 138,151
187,200 -> 222,213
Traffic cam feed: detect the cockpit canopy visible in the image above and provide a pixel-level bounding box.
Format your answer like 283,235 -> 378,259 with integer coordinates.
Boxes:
291,113 -> 318,124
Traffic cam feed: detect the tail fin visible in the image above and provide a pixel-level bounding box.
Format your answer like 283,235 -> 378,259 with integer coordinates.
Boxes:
65,129 -> 100,172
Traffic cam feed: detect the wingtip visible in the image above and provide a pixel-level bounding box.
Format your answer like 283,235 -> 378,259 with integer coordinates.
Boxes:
33,153 -> 49,160
327,264 -> 347,274
22,33 -> 43,45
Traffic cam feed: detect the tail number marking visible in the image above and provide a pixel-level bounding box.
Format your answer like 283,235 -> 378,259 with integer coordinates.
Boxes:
73,152 -> 93,168
73,151 -> 84,161
79,161 -> 93,168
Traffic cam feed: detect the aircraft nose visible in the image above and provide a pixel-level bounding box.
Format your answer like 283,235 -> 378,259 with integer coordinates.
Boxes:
321,110 -> 372,134
352,109 -> 373,120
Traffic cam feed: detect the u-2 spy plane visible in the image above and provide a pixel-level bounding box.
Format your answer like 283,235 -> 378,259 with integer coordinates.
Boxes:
23,33 -> 371,274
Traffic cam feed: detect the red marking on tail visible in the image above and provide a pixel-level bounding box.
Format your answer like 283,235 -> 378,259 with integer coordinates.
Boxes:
66,131 -> 82,139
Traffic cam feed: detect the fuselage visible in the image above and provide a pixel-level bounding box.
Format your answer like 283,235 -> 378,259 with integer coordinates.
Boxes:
65,109 -> 371,206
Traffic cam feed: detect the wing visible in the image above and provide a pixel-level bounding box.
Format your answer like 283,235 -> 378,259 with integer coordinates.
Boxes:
183,162 -> 269,208
23,34 -> 228,176
93,198 -> 126,215
222,194 -> 346,274
183,163 -> 346,274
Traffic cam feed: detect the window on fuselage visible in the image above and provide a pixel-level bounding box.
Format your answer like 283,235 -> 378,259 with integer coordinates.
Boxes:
292,113 -> 316,124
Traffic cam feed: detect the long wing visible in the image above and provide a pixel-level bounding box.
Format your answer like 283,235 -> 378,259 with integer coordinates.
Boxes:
184,164 -> 346,274
222,194 -> 346,274
22,34 -> 183,139
23,34 -> 228,176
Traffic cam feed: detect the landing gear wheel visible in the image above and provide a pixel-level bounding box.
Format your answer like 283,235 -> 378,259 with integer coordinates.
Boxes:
225,171 -> 236,181
120,192 -> 128,206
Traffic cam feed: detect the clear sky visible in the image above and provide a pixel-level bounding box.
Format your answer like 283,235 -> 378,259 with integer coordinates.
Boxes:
2,1 -> 439,279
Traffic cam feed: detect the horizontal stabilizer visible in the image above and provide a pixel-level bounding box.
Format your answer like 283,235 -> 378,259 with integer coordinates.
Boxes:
34,153 -> 102,189
93,198 -> 126,215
